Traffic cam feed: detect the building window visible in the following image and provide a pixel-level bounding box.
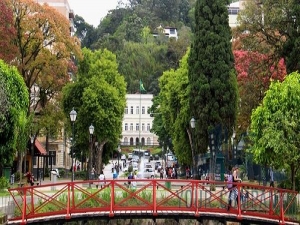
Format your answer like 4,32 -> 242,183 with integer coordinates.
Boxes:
130,123 -> 133,131
136,123 -> 139,131
130,138 -> 134,145
124,137 -> 128,145
125,123 -> 128,131
49,151 -> 56,166
228,7 -> 239,15
142,123 -> 145,131
136,106 -> 139,115
125,106 -> 128,114
142,106 -> 145,114
130,106 -> 133,114
170,28 -> 176,34
147,107 -> 150,114
147,137 -> 151,145
147,123 -> 150,131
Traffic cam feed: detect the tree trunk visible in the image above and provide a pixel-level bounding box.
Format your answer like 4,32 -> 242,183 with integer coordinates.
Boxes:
95,142 -> 105,175
290,163 -> 295,191
187,128 -> 197,179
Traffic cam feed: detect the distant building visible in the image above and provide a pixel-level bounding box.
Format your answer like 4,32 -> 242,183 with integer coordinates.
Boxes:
36,0 -> 75,34
228,0 -> 247,28
153,25 -> 178,40
121,94 -> 159,147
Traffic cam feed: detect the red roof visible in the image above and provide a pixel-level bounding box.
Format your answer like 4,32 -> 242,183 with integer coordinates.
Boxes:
35,140 -> 47,155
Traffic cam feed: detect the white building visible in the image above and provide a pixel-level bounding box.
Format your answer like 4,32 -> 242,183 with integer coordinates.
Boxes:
228,0 -> 247,28
36,0 -> 75,35
121,94 -> 159,147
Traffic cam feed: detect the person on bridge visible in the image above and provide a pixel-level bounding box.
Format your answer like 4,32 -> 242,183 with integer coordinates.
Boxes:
227,165 -> 241,211
98,171 -> 105,188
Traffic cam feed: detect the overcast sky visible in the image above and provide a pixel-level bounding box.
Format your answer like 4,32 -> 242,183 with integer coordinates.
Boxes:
68,0 -> 120,27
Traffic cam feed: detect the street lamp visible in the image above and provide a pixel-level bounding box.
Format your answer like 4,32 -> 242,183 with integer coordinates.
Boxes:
88,124 -> 94,185
70,108 -> 77,182
31,136 -> 34,174
190,117 -> 197,179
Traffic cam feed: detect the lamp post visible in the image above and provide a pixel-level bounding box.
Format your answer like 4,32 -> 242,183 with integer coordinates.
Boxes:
70,108 -> 77,182
31,136 -> 34,174
190,117 -> 197,179
117,145 -> 121,174
88,124 -> 94,188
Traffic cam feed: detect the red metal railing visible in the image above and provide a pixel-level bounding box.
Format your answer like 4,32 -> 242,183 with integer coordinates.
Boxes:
8,179 -> 299,224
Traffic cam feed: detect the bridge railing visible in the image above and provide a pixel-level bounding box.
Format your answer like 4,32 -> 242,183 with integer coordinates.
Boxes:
8,179 -> 299,224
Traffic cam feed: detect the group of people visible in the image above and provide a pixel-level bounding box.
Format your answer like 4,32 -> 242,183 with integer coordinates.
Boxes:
165,166 -> 178,179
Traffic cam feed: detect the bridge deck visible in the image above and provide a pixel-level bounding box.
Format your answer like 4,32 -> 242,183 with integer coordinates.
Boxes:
7,179 -> 299,225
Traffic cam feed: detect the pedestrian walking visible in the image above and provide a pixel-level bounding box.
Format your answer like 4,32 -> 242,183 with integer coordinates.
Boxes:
269,167 -> 274,187
227,165 -> 241,211
98,171 -> 105,188
91,167 -> 96,180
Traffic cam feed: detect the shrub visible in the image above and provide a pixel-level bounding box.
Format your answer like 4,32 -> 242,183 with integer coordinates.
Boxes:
0,177 -> 9,190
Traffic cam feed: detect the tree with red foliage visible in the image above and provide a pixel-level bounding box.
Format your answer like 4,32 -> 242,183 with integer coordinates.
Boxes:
0,0 -> 17,62
234,50 -> 286,133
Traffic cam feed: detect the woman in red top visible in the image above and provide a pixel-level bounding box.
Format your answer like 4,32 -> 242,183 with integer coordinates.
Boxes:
24,171 -> 34,186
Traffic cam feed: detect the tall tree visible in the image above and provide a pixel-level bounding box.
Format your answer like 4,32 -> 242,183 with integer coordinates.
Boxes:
8,0 -> 81,116
0,60 -> 29,172
62,48 -> 126,174
234,50 -> 286,133
250,72 -> 300,191
158,50 -> 192,165
188,0 -> 238,163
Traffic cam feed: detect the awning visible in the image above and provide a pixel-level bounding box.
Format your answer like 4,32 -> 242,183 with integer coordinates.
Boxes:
34,140 -> 47,155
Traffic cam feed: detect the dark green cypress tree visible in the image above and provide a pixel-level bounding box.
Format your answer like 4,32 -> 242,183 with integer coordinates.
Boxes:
188,0 -> 238,154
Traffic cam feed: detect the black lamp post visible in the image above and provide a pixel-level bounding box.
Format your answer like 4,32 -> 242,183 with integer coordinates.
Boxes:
31,136 -> 34,174
190,117 -> 197,179
88,124 -> 94,188
69,108 -> 77,182
117,145 -> 121,174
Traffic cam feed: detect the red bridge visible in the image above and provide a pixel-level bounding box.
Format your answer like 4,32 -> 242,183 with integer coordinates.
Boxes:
8,179 -> 299,224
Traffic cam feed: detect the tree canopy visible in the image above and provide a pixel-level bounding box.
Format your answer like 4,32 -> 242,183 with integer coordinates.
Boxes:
0,60 -> 29,168
236,0 -> 300,73
250,72 -> 300,191
62,48 -> 126,173
6,0 -> 82,114
188,0 -> 238,154
157,50 -> 192,165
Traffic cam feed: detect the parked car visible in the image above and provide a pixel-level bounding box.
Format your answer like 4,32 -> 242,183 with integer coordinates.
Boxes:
154,155 -> 159,160
128,153 -> 133,160
121,154 -> 126,160
149,155 -> 153,161
138,168 -> 155,179
144,163 -> 153,172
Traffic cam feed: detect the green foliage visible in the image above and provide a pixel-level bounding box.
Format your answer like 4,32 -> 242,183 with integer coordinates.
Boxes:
0,177 -> 9,190
188,0 -> 238,153
63,48 -> 127,173
250,72 -> 300,190
0,60 -> 29,167
158,50 -> 192,165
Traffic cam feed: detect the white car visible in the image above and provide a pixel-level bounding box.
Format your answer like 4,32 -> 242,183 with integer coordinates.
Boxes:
121,154 -> 126,160
138,168 -> 155,179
